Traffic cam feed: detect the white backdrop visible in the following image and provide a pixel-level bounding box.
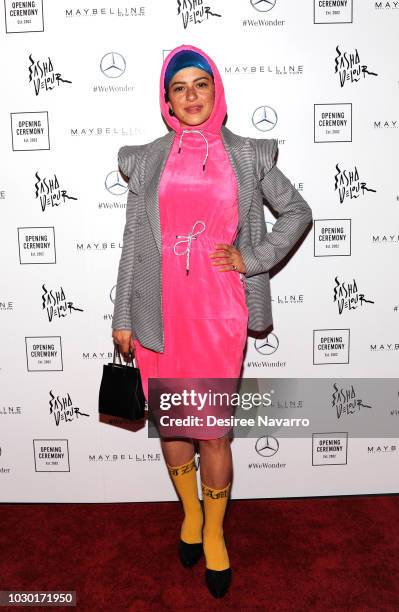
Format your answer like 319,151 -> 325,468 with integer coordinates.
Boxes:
1,0 -> 398,502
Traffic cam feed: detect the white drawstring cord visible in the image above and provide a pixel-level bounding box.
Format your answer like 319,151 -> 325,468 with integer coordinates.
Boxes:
173,220 -> 206,275
178,129 -> 209,171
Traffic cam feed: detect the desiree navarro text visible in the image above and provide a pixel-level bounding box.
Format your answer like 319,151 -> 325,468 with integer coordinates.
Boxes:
159,415 -> 310,428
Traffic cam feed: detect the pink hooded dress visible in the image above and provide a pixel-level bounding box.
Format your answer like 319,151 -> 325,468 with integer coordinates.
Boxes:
132,44 -> 248,439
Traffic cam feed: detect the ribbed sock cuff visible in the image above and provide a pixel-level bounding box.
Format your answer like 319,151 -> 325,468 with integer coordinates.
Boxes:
166,455 -> 196,477
201,482 -> 231,499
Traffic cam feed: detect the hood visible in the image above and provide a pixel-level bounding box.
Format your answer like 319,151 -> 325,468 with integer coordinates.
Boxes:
159,44 -> 227,136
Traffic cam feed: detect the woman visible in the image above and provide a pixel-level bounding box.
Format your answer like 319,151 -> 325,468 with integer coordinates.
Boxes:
112,44 -> 312,598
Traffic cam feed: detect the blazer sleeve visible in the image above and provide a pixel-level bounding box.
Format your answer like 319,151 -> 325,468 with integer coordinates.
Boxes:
111,146 -> 143,331
240,138 -> 313,277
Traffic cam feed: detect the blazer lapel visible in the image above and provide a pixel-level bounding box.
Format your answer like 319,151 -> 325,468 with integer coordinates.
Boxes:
221,126 -> 254,234
144,130 -> 174,254
144,126 -> 254,254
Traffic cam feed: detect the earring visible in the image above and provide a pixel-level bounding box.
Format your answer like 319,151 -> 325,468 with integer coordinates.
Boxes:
169,108 -> 175,116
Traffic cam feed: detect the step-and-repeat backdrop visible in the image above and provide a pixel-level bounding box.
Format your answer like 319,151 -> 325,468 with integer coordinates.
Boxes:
1,1 -> 398,502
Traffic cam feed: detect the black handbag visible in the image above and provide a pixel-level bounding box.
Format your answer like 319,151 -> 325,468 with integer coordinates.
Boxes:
98,345 -> 146,421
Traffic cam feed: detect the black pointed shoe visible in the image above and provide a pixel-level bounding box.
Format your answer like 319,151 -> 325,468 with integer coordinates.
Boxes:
205,567 -> 232,598
178,540 -> 203,568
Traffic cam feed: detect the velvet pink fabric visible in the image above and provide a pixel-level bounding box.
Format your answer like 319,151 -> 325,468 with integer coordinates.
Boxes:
133,44 -> 248,439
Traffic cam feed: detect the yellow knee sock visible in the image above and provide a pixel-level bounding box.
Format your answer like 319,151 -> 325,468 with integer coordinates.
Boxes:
166,456 -> 203,544
202,481 -> 231,571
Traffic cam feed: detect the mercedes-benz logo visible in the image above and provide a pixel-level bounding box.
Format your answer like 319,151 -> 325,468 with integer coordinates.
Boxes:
251,0 -> 277,12
252,106 -> 278,132
254,333 -> 279,356
255,436 -> 279,457
105,171 -> 128,196
110,285 -> 116,304
100,52 -> 126,78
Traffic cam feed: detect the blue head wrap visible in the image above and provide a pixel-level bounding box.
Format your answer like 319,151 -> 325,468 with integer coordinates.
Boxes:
164,50 -> 214,91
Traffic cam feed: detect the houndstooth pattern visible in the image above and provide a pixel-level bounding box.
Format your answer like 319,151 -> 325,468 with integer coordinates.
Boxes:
112,126 -> 313,352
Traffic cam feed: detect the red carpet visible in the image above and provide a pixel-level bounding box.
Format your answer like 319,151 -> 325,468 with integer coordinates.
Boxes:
1,496 -> 399,611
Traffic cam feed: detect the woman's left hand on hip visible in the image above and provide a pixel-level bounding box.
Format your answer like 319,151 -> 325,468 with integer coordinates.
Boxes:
209,243 -> 246,273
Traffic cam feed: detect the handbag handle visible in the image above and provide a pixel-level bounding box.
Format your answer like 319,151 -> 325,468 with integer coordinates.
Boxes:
112,344 -> 143,401
112,344 -> 136,368
113,345 -> 122,367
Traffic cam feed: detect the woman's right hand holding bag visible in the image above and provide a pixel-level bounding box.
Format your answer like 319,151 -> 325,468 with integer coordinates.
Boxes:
112,329 -> 135,361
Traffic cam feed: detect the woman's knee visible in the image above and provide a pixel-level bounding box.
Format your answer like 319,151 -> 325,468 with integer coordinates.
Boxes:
199,435 -> 230,452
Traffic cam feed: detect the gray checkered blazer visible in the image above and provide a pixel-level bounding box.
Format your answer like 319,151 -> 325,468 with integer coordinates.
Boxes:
112,125 -> 313,352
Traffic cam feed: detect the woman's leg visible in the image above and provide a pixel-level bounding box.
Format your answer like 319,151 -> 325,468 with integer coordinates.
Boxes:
160,437 -> 195,467
198,434 -> 232,489
161,437 -> 203,544
198,435 -> 232,571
